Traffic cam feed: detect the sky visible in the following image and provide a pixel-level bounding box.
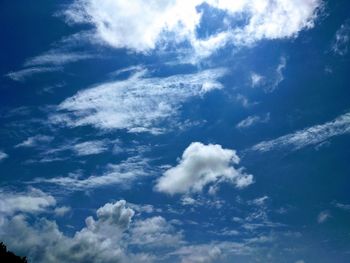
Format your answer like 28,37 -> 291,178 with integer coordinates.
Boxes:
0,0 -> 350,262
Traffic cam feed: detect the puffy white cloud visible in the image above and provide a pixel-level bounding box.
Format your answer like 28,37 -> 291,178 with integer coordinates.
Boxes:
236,113 -> 270,129
0,188 -> 56,216
155,142 -> 253,195
0,200 -> 182,263
251,112 -> 350,152
0,151 -> 8,162
51,68 -> 226,133
64,0 -> 323,56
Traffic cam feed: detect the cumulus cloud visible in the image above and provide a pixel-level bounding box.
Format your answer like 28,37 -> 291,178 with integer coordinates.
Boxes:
51,68 -> 226,133
64,0 -> 323,56
130,216 -> 183,247
0,200 -> 183,263
155,142 -> 253,195
236,113 -> 270,129
0,188 -> 56,216
0,151 -> 8,162
251,112 -> 350,152
332,20 -> 350,56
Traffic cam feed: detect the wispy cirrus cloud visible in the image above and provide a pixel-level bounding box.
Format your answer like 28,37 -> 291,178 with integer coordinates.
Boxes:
332,19 -> 350,56
24,50 -> 94,67
251,112 -> 350,152
50,68 -> 227,134
236,113 -> 270,129
33,156 -> 151,190
15,135 -> 54,148
6,67 -> 61,82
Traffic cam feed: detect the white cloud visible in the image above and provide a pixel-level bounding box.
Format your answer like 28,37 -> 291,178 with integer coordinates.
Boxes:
249,196 -> 269,206
15,135 -> 54,148
317,211 -> 331,224
64,0 -> 323,56
334,202 -> 350,211
130,216 -> 183,247
6,67 -> 61,82
53,206 -> 71,217
235,94 -> 258,108
0,151 -> 8,162
51,68 -> 226,133
155,142 -> 253,195
251,112 -> 350,152
0,188 -> 56,216
34,156 -> 150,190
24,50 -> 93,67
250,72 -> 264,88
236,113 -> 270,129
332,20 -> 350,56
0,200 -> 185,263
72,140 -> 108,156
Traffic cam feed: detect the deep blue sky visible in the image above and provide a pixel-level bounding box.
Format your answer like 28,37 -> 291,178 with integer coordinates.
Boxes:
0,1 -> 350,262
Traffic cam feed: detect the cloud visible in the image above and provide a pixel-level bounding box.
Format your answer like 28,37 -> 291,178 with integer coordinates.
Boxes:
53,206 -> 71,217
0,151 -> 8,162
236,113 -> 270,129
64,0 -> 323,56
51,68 -> 227,133
130,216 -> 183,247
250,72 -> 264,88
155,142 -> 253,195
332,20 -> 350,56
15,135 -> 54,148
235,94 -> 258,108
34,156 -> 150,190
72,140 -> 108,156
317,211 -> 331,224
5,67 -> 61,82
251,112 -> 350,152
334,202 -> 350,211
24,50 -> 93,67
0,199 -> 184,263
0,188 -> 56,216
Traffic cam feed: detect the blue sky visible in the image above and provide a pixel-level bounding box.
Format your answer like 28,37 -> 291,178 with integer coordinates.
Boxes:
0,0 -> 350,262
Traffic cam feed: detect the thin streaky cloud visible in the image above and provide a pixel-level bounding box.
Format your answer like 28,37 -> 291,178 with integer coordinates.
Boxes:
251,112 -> 350,152
6,67 -> 61,82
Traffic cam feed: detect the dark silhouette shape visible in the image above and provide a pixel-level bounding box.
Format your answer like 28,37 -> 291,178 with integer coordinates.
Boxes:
0,242 -> 28,263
